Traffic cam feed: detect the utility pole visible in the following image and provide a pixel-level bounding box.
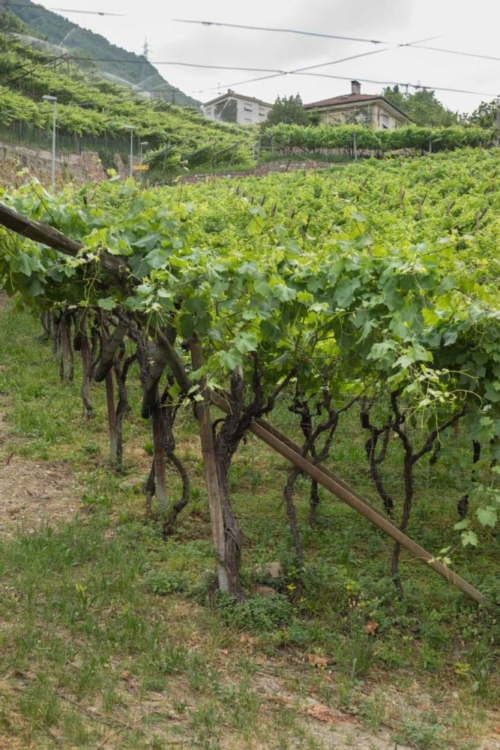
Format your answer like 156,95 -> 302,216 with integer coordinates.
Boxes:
124,125 -> 134,178
42,95 -> 57,190
142,38 -> 150,84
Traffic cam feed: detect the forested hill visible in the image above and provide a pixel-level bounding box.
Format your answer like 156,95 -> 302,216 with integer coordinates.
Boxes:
0,0 -> 199,106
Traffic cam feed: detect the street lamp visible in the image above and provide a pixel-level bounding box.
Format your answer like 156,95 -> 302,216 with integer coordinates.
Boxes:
42,95 -> 57,190
123,125 -> 134,178
140,141 -> 149,164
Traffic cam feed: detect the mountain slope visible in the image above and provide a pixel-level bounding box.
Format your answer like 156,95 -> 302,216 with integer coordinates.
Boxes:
1,0 -> 199,106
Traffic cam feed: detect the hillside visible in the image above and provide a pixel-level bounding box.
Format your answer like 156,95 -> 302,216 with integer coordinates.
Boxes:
0,30 -> 252,175
0,0 -> 199,106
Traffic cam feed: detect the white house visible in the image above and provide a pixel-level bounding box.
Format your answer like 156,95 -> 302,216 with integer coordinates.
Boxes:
203,90 -> 273,126
304,81 -> 411,130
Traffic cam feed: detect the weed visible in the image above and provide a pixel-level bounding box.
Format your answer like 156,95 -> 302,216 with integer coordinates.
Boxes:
393,714 -> 442,749
359,691 -> 387,732
144,570 -> 188,595
214,590 -> 293,631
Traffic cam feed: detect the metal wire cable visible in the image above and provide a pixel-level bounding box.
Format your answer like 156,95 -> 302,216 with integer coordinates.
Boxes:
174,19 -> 500,68
0,2 -> 124,15
173,18 -> 389,45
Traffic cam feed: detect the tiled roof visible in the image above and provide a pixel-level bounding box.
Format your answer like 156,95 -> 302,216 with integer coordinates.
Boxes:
304,94 -> 380,108
304,94 -> 410,121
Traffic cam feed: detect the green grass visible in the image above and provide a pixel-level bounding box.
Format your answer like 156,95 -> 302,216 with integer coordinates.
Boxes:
0,300 -> 499,748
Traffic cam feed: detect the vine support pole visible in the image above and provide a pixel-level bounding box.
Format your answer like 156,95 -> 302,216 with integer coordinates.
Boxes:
151,400 -> 168,512
190,338 -> 230,595
105,370 -> 118,465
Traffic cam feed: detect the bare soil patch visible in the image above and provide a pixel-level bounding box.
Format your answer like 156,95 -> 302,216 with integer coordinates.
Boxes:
0,394 -> 82,534
0,455 -> 82,536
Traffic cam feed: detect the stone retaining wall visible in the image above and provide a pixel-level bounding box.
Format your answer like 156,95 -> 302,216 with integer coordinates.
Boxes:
0,141 -> 115,188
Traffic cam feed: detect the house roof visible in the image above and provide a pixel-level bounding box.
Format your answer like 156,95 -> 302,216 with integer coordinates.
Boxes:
204,90 -> 272,108
304,94 -> 410,121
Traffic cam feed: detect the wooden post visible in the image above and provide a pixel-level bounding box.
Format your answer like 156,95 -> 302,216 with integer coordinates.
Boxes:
80,333 -> 93,420
190,338 -> 229,593
59,313 -> 74,383
105,370 -> 118,464
151,401 -> 167,512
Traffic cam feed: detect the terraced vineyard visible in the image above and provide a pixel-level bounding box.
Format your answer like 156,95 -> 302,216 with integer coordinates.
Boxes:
0,31 -> 253,173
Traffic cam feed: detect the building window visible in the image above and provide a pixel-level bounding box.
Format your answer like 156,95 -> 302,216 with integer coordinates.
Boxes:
243,105 -> 253,112
244,118 -> 252,123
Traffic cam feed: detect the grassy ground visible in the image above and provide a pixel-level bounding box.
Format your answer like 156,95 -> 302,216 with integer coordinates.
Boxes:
0,299 -> 499,749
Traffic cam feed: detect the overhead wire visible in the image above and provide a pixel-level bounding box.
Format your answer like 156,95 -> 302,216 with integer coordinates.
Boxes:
67,57 -> 286,73
173,19 -> 389,45
298,72 -> 499,98
0,2 -> 125,15
174,19 -> 500,67
196,36 -> 438,94
412,44 -> 500,64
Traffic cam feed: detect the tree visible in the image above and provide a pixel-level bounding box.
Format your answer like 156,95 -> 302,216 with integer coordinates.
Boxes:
467,98 -> 500,129
264,94 -> 311,128
0,10 -> 26,33
383,86 -> 458,126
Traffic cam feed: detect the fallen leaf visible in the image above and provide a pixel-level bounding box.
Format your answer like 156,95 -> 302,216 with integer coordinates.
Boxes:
220,649 -> 230,656
304,703 -> 336,725
365,620 -> 380,635
121,670 -> 132,681
307,653 -> 329,668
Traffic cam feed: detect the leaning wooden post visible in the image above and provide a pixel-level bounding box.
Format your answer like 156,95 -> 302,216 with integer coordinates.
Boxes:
250,420 -> 486,605
190,337 -> 229,594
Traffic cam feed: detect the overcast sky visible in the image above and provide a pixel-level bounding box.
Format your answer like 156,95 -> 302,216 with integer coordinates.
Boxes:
38,0 -> 500,113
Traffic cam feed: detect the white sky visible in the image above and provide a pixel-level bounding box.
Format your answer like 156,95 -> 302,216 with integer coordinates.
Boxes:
38,0 -> 500,113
